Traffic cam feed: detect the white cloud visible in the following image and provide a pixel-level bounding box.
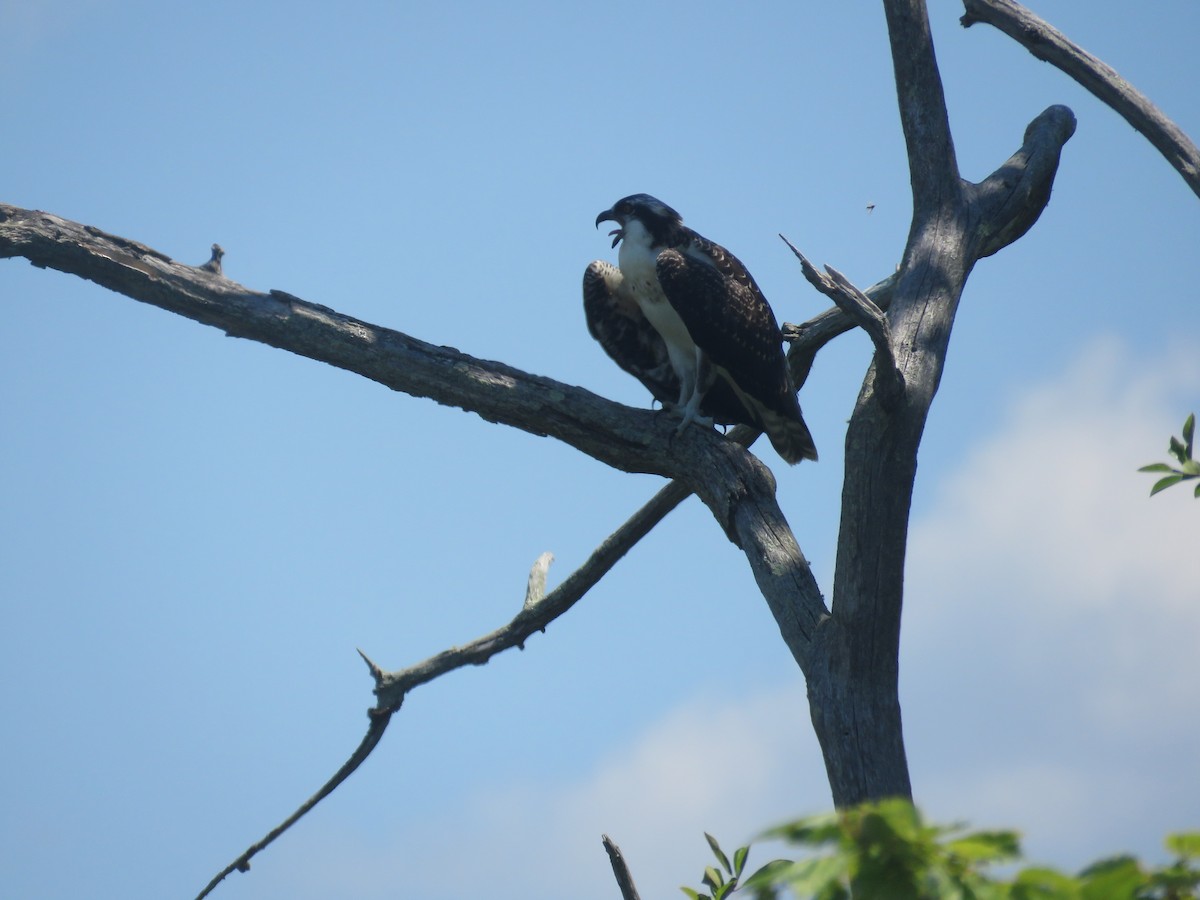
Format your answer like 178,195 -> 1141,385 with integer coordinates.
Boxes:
918,340 -> 1194,584
905,335 -> 1200,867
421,686 -> 828,900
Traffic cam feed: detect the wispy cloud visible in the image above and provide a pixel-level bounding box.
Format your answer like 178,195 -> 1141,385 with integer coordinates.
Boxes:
401,686 -> 825,900
905,335 -> 1200,866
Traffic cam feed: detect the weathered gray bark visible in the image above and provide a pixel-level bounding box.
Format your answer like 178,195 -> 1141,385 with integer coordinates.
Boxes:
800,0 -> 1075,806
962,0 -> 1200,199
0,0 -> 1080,887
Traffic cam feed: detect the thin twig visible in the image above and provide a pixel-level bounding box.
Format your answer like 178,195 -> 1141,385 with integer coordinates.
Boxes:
194,708 -> 394,900
372,482 -> 694,708
961,0 -> 1200,198
194,480 -> 694,895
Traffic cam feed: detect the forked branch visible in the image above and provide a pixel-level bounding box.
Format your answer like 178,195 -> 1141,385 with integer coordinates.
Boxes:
779,237 -> 903,403
194,511 -> 670,896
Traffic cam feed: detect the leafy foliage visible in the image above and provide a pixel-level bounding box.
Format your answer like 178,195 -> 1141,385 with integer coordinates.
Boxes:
681,831 -> 779,900
1139,413 -> 1199,498
682,801 -> 1200,899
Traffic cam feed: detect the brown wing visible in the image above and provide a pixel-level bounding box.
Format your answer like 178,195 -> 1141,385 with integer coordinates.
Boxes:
583,260 -> 755,425
583,260 -> 677,406
655,241 -> 818,463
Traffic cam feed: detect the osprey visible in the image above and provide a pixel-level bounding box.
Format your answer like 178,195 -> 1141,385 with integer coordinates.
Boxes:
584,194 -> 817,464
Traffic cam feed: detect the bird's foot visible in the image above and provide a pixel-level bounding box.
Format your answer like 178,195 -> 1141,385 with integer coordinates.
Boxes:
672,398 -> 713,435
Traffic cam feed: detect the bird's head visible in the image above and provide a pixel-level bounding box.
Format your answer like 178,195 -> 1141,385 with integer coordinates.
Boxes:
595,194 -> 684,248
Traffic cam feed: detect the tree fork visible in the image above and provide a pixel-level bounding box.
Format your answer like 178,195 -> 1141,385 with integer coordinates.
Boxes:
801,0 -> 1075,807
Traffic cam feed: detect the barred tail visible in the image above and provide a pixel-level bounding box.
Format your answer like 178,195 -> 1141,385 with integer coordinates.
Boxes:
761,407 -> 818,465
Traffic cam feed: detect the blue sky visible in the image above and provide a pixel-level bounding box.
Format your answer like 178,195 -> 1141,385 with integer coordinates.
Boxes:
1,2 -> 1197,898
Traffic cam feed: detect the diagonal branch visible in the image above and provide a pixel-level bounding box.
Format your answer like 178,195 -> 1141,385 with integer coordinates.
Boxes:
962,0 -> 1200,199
0,204 -> 674,481
1,200 -> 836,648
370,492 -> 700,709
781,272 -> 898,351
4,198 -> 839,855
779,237 -> 903,403
195,704 -> 394,900
0,202 -> 788,554
196,489 -> 690,897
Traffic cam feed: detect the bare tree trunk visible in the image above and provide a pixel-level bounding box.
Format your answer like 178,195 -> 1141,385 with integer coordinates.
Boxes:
798,0 -> 1075,806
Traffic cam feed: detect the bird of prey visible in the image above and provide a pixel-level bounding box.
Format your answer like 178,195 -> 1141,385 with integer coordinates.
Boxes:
584,194 -> 817,464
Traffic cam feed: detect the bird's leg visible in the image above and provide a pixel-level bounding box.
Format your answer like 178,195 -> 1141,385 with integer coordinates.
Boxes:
674,348 -> 715,435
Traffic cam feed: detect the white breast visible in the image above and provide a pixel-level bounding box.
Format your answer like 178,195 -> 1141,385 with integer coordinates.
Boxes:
617,221 -> 696,355
616,220 -> 698,403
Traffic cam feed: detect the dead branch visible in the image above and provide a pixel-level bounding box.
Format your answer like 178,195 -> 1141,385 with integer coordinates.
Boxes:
195,708 -> 394,900
969,104 -> 1078,258
779,238 -> 903,402
603,835 -> 642,900
0,203 -> 794,553
192,485 -> 690,895
192,426 -> 817,895
961,0 -> 1200,198
1,199 -> 837,894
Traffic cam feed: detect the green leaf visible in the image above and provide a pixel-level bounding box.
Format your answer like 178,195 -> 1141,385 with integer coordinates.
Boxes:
1138,463 -> 1177,473
706,834 -> 733,874
769,854 -> 851,896
867,797 -> 925,839
1165,831 -> 1200,859
1010,865 -> 1081,899
703,866 -> 724,891
680,888 -> 704,900
733,845 -> 750,878
1181,459 -> 1200,476
946,829 -> 1023,863
1078,855 -> 1144,900
1184,413 -> 1196,457
1170,435 -> 1188,464
760,812 -> 844,847
1194,480 -> 1200,498
1150,474 -> 1185,496
740,859 -> 795,891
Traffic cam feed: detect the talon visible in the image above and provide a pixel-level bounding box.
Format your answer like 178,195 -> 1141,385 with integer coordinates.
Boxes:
672,398 -> 713,435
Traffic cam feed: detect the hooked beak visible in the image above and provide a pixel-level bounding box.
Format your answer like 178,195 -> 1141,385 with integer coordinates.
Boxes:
595,207 -> 624,248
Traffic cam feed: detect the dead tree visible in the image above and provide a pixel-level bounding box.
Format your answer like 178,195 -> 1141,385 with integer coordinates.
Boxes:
2,0 -> 1192,896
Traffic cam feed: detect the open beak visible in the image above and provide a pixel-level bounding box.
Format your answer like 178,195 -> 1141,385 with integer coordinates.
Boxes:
595,208 -> 624,248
